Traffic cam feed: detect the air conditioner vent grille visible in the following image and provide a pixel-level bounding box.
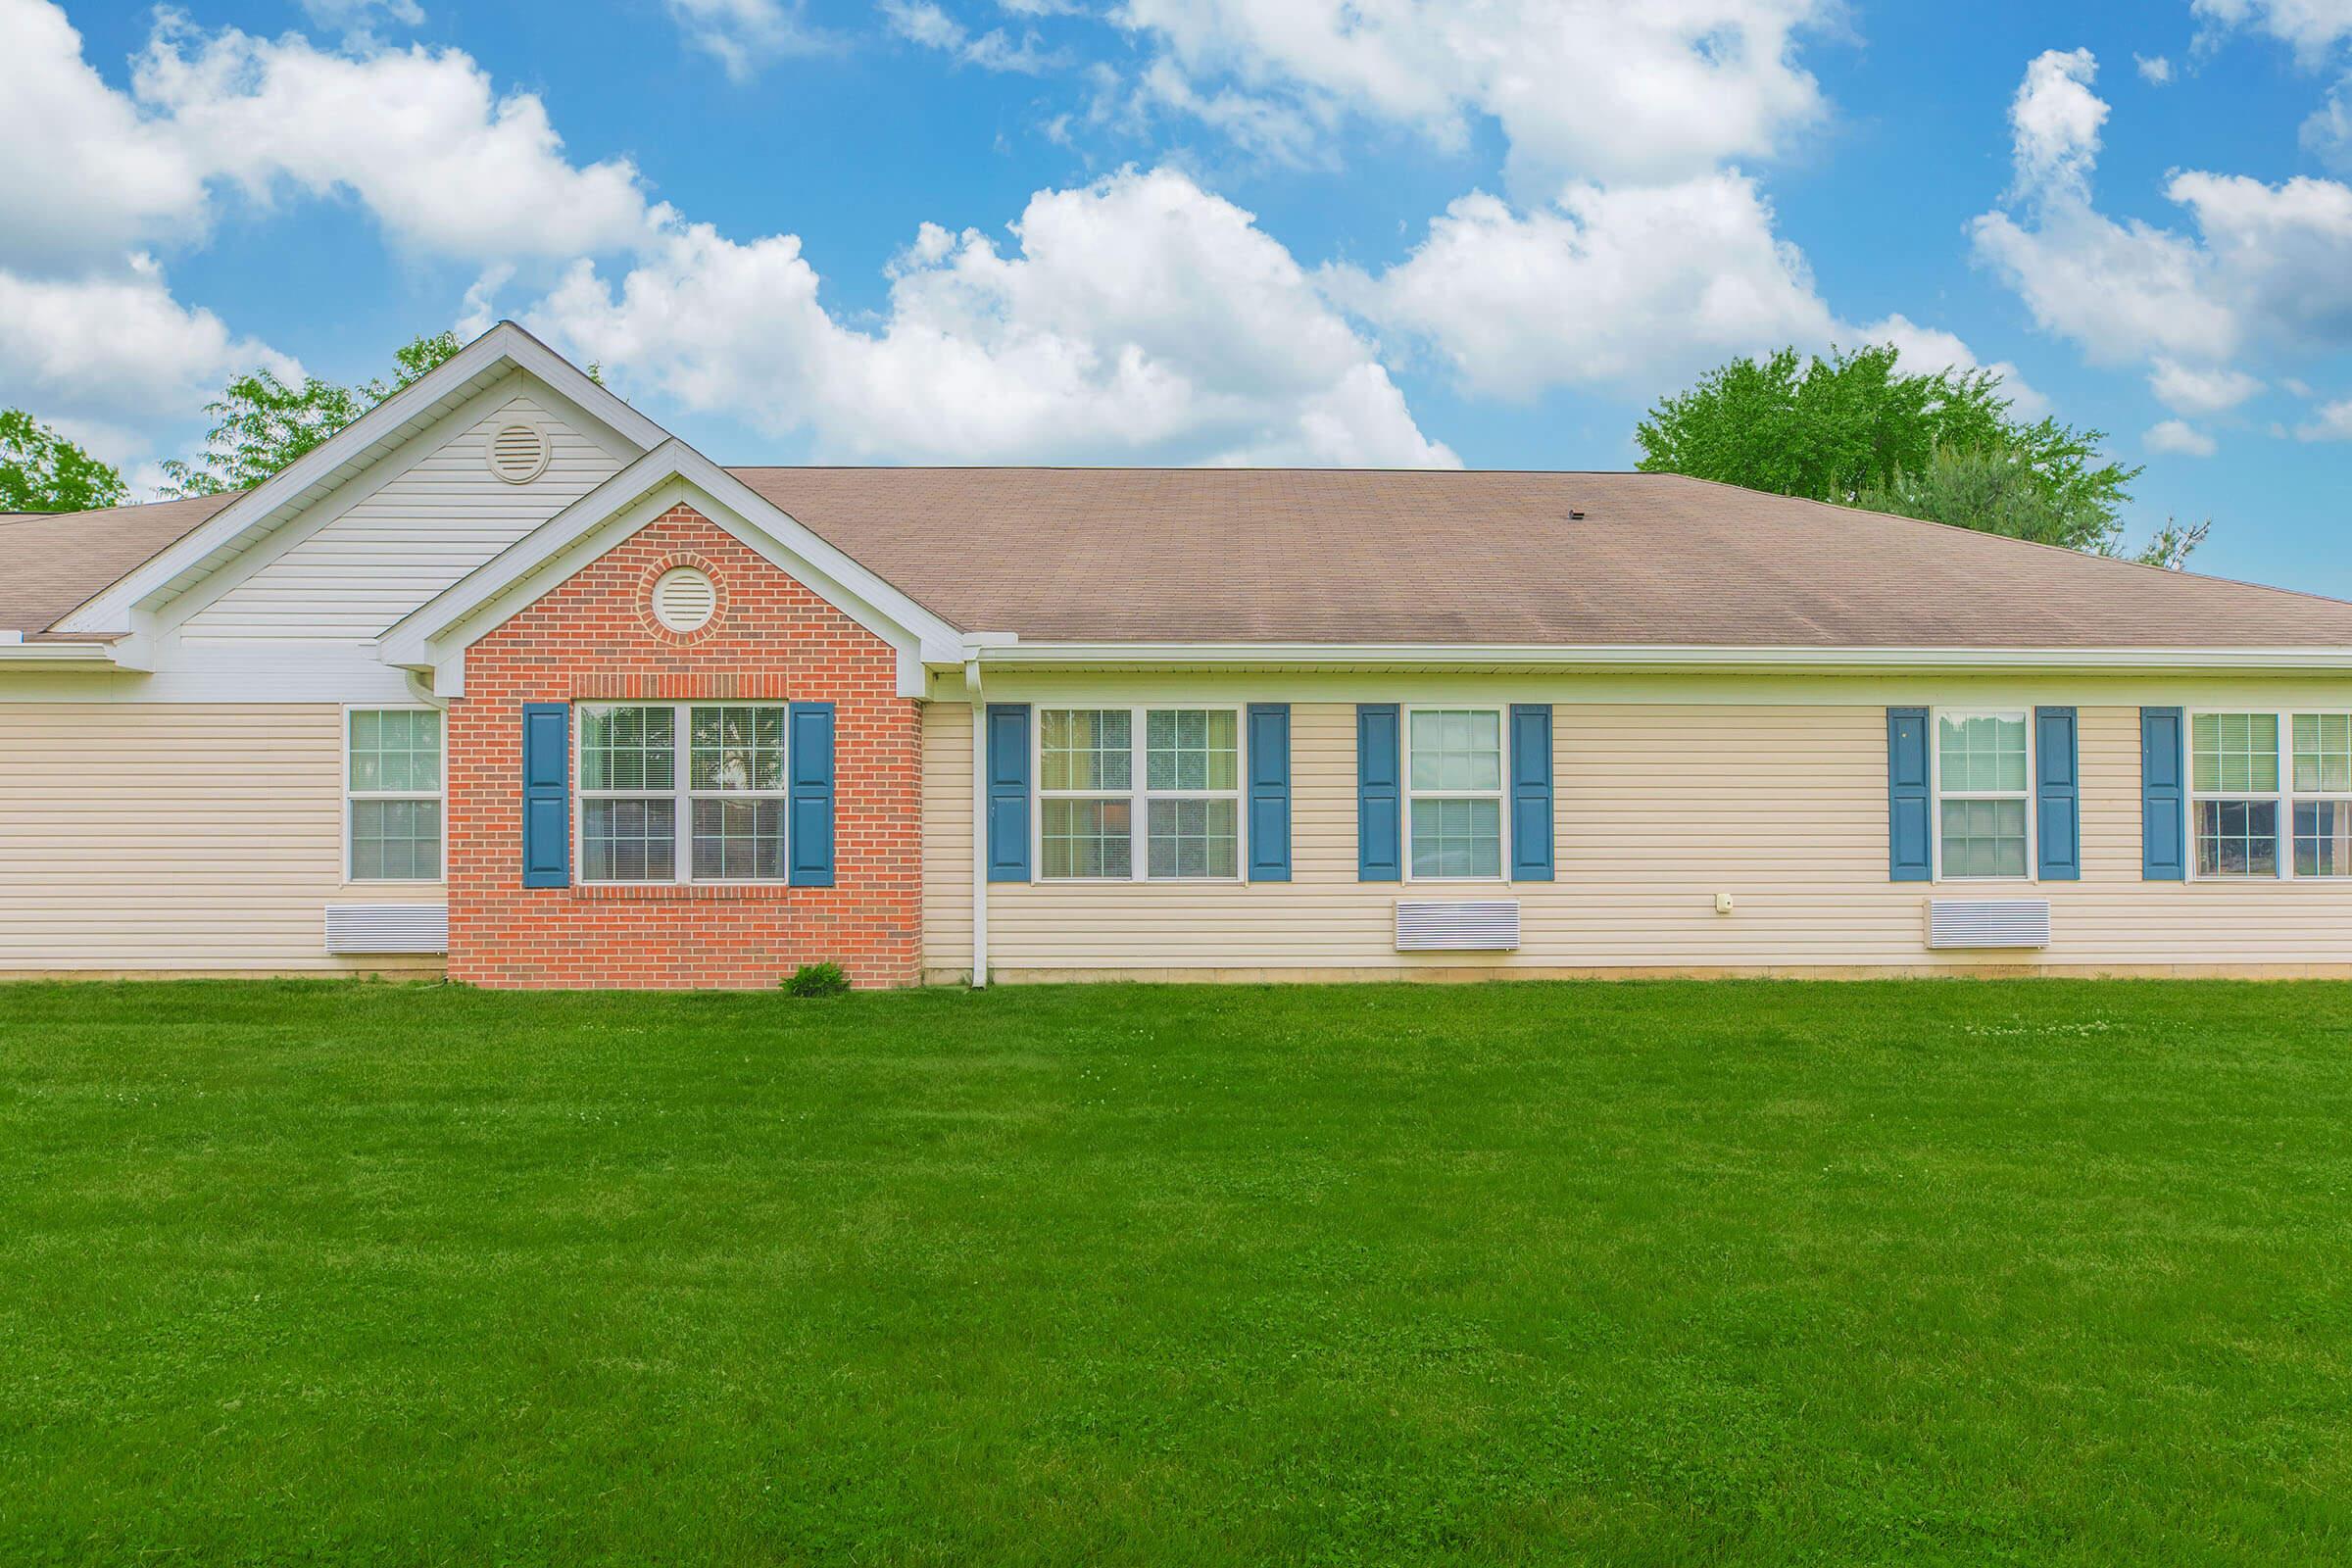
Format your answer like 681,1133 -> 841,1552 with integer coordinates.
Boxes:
1927,899 -> 2051,950
1396,900 -> 1520,952
324,904 -> 449,955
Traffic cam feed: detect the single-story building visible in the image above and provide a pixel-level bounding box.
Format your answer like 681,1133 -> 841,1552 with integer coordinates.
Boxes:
6,324 -> 2351,987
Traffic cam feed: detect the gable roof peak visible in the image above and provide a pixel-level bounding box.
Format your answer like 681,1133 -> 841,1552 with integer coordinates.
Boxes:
48,321 -> 668,637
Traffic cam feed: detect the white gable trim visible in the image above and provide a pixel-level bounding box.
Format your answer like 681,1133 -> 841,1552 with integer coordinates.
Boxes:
153,369 -> 628,638
380,441 -> 967,699
55,322 -> 666,636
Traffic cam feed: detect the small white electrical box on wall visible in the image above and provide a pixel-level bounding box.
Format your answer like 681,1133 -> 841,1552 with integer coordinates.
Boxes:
1715,893 -> 1736,914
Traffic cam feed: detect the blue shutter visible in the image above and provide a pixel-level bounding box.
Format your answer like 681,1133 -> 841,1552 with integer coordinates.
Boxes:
1247,703 -> 1291,882
986,704 -> 1031,883
1509,703 -> 1554,881
521,703 -> 570,889
1887,708 -> 1932,882
1357,704 -> 1401,881
2035,707 -> 2081,881
788,702 -> 835,887
2142,707 -> 2186,881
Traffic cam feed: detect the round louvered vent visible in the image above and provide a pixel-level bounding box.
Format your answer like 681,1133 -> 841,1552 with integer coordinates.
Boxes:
652,566 -> 716,633
486,422 -> 550,484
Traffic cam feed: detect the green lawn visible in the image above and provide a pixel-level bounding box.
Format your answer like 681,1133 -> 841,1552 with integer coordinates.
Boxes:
4,980 -> 2351,1565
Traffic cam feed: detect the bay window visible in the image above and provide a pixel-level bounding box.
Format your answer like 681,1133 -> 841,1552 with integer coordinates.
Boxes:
1036,707 -> 1240,880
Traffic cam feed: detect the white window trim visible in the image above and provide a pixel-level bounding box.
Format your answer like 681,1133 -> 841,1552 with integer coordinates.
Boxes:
342,702 -> 446,885
574,701 -> 793,886
1930,706 -> 2037,885
2184,707 -> 2352,882
1032,704 -> 1248,884
1401,703 -> 1512,885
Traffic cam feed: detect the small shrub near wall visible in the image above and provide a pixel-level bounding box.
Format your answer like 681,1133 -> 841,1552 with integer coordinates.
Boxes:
784,962 -> 851,998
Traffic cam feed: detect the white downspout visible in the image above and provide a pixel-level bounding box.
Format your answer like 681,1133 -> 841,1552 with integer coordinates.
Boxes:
965,658 -> 989,988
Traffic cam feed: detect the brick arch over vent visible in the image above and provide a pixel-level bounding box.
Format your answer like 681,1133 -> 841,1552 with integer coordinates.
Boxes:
446,504 -> 921,988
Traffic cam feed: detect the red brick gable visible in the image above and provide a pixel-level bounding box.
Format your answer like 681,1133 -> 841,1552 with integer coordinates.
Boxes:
445,504 -> 921,988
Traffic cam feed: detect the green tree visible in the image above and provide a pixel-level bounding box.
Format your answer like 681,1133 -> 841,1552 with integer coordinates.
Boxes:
161,330 -> 466,498
1,410 -> 128,513
1634,344 -> 2194,565
1852,445 -> 2119,555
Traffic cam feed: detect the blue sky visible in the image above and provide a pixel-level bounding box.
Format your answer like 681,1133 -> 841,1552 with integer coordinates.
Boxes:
6,0 -> 2351,593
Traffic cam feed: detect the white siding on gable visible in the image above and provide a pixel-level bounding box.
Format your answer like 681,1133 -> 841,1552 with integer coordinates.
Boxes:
178,391 -> 624,641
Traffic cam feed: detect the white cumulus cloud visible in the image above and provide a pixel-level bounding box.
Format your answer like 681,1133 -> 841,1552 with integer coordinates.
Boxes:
2193,0 -> 2352,63
130,20 -> 658,263
1320,180 -> 2034,416
1,3 -> 661,270
1112,0 -> 1836,189
1971,46 -> 2352,403
0,256 -> 297,437
2148,358 -> 2263,415
2144,417 -> 2218,456
1323,173 -> 1838,400
525,166 -> 1455,466
0,0 -> 209,270
2006,47 -> 2108,196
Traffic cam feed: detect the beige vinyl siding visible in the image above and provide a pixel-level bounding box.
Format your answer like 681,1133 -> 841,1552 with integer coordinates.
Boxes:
931,698 -> 2352,980
921,701 -> 974,976
0,705 -> 441,976
179,393 -> 623,641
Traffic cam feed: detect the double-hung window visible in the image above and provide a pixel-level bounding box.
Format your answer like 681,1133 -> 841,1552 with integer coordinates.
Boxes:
1036,707 -> 1241,880
347,708 -> 443,881
1935,710 -> 2031,879
1406,708 -> 1504,879
2192,711 -> 2280,878
2190,710 -> 2352,879
577,704 -> 789,883
2292,714 -> 2352,877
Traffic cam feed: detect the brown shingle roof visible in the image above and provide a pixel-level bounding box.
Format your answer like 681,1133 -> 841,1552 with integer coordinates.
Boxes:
13,470 -> 2352,651
731,467 -> 2352,648
0,494 -> 239,638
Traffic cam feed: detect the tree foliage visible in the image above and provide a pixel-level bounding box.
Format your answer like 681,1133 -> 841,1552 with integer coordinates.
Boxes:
1635,344 -> 2203,567
0,410 -> 128,514
162,331 -> 466,498
1851,445 -> 2118,556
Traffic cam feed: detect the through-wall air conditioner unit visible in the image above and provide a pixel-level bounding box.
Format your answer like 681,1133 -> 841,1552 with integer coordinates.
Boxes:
1395,900 -> 1521,952
323,904 -> 450,955
1926,899 -> 2051,950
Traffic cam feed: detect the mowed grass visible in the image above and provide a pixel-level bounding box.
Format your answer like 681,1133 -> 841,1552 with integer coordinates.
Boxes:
4,980 -> 2351,1565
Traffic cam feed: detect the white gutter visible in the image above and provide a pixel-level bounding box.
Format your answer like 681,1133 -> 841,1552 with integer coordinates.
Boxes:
964,659 -> 989,989
956,641 -> 2352,674
0,637 -> 129,670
